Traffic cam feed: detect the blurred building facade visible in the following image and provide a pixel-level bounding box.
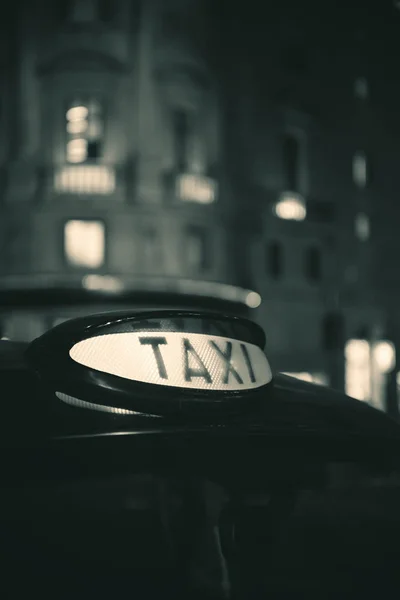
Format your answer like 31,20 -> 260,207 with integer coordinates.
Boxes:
0,0 -> 399,411
231,0 -> 400,413
0,0 -> 260,341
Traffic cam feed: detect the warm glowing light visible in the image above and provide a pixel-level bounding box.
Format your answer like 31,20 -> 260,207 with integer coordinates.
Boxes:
69,331 -> 273,391
67,138 -> 87,163
345,339 -> 371,401
345,339 -> 369,362
373,340 -> 396,374
54,166 -> 116,194
177,174 -> 217,204
245,291 -> 262,308
273,193 -> 306,221
64,220 -> 105,268
66,106 -> 88,122
67,120 -> 88,135
83,274 -> 124,292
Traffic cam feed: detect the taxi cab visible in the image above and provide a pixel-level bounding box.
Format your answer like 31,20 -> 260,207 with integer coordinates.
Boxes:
1,308 -> 400,599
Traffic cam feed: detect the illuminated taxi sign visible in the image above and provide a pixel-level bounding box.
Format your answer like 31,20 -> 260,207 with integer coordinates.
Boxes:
26,310 -> 272,417
70,331 -> 272,391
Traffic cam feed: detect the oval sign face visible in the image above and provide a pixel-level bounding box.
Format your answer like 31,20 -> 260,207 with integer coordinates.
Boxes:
69,331 -> 272,391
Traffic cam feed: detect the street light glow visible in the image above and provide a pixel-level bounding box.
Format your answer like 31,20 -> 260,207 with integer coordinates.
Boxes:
273,193 -> 306,221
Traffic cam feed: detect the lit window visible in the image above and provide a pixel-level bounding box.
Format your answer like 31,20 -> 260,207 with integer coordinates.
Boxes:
345,339 -> 372,402
267,242 -> 283,279
304,246 -> 322,282
353,151 -> 368,188
65,99 -> 104,164
185,226 -> 210,272
373,341 -> 396,374
273,192 -> 306,221
83,274 -> 123,292
355,212 -> 370,241
54,165 -> 115,194
66,106 -> 88,121
67,138 -> 88,163
354,77 -> 369,100
177,174 -> 217,204
64,220 -> 105,268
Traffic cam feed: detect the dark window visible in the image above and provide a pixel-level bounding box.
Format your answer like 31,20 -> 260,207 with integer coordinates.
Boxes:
98,0 -> 117,22
307,202 -> 335,223
87,140 -> 101,160
185,226 -> 210,272
354,77 -> 369,100
322,312 -> 345,350
304,246 -> 322,282
268,242 -> 283,279
57,1 -> 72,22
281,45 -> 308,73
173,110 -> 190,172
322,313 -> 345,351
283,133 -> 300,192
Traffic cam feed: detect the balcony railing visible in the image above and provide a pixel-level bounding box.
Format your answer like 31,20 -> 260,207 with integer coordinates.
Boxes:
54,164 -> 116,195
